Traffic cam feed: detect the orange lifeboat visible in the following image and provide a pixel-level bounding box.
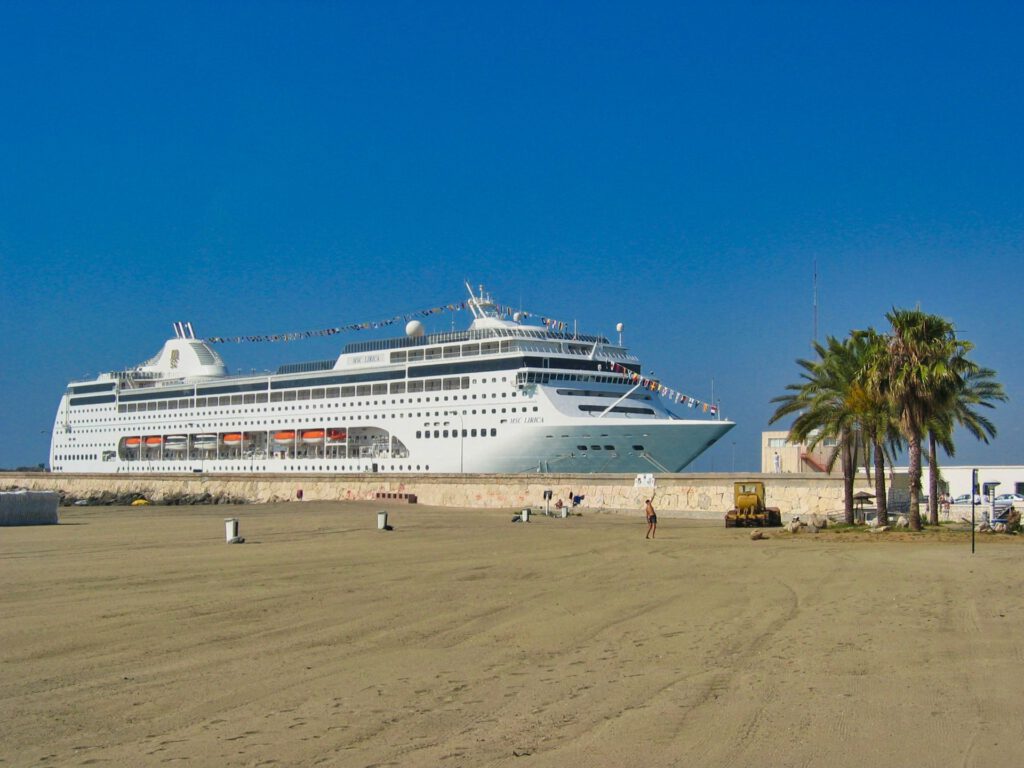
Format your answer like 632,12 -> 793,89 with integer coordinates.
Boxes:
124,436 -> 142,448
273,431 -> 296,445
301,429 -> 326,444
145,436 -> 163,448
222,433 -> 246,445
326,429 -> 347,443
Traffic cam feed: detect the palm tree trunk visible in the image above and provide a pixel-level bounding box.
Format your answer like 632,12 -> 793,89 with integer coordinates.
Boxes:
874,438 -> 888,527
842,438 -> 855,525
908,435 -> 922,531
928,433 -> 940,526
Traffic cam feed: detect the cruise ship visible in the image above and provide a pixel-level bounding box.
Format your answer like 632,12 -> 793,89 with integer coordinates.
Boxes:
49,286 -> 734,475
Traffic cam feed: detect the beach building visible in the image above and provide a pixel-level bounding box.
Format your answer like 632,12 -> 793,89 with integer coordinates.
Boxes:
761,430 -> 836,474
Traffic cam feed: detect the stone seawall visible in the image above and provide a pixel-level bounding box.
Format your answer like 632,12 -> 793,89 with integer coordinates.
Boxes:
1,472 -> 865,520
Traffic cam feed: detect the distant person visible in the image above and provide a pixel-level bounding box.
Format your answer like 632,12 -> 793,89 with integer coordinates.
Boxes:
773,452 -> 781,473
645,492 -> 657,539
555,498 -> 564,511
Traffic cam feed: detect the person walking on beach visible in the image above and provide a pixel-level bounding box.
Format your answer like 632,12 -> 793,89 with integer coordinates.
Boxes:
645,492 -> 657,539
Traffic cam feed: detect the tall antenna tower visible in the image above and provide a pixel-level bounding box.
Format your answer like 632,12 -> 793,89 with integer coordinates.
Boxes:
812,258 -> 818,345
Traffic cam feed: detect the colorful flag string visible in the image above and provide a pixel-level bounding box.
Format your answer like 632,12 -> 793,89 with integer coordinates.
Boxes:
205,301 -> 570,344
607,362 -> 719,416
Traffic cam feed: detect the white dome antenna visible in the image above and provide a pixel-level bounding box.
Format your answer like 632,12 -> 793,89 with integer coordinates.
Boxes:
616,322 -> 624,345
405,320 -> 425,338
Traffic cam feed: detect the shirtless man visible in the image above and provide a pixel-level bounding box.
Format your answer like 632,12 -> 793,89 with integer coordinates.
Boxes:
645,492 -> 657,539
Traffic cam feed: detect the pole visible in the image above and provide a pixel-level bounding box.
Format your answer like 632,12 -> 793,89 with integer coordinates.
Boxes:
971,468 -> 977,554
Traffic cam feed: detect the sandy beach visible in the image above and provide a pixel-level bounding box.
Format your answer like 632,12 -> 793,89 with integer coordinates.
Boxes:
2,501 -> 1023,767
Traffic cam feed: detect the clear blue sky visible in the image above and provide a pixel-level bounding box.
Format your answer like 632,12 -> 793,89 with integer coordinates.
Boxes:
1,1 -> 1021,471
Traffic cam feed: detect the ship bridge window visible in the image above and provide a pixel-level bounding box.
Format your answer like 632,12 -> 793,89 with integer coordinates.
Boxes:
579,405 -> 655,415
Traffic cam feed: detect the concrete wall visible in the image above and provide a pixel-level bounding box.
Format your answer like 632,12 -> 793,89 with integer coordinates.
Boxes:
1,471 -> 867,520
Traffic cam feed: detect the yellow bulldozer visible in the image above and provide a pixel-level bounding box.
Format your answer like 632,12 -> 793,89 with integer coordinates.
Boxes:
725,481 -> 782,528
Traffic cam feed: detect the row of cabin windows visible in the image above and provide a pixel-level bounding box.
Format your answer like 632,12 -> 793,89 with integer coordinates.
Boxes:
386,340 -> 623,363
576,445 -> 646,452
116,376 -> 475,412
417,428 -> 497,439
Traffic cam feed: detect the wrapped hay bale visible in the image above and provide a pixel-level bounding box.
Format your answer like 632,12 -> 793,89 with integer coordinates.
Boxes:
0,491 -> 60,526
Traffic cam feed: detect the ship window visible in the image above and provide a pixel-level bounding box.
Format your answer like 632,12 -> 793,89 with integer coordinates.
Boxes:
433,430 -> 439,438
341,386 -> 355,397
356,385 -> 371,396
390,351 -> 408,363
443,377 -> 460,391
390,382 -> 406,394
604,445 -> 615,451
443,345 -> 460,359
325,387 -> 339,398
461,343 -> 479,356
372,384 -> 387,395
590,445 -> 602,450
408,381 -> 424,393
425,347 -> 442,360
158,401 -> 168,410
471,429 -> 477,437
577,445 -> 588,451
282,391 -> 296,402
425,380 -> 441,392
632,445 -> 645,451
311,388 -> 325,399
270,392 -> 283,402
481,342 -> 499,354
490,428 -> 497,436
407,349 -> 424,362
443,430 -> 449,438
296,390 -> 310,401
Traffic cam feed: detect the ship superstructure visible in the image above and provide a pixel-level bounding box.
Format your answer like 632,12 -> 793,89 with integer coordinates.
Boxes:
50,287 -> 733,474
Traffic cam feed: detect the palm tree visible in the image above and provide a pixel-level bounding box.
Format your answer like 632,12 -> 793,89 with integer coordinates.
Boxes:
924,364 -> 1006,525
851,329 -> 903,527
770,335 -> 869,526
870,308 -> 977,531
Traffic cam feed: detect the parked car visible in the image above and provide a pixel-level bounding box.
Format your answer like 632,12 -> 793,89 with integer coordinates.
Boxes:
995,493 -> 1024,504
952,494 -> 979,505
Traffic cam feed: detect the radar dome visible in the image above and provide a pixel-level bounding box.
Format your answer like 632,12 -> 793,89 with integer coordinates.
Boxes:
405,320 -> 425,338
615,322 -> 624,333
513,312 -> 523,323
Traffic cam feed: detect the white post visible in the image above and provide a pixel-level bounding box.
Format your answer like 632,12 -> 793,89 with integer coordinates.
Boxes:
225,517 -> 239,542
522,509 -> 530,523
377,510 -> 388,530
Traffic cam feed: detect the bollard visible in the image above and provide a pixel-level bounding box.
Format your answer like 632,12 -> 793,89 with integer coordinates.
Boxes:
521,509 -> 530,523
561,507 -> 568,519
377,510 -> 388,530
225,517 -> 239,542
